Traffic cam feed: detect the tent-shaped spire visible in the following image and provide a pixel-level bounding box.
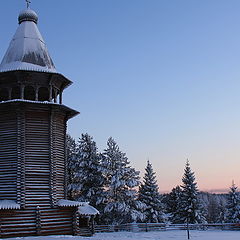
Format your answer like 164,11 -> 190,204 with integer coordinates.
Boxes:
0,8 -> 56,73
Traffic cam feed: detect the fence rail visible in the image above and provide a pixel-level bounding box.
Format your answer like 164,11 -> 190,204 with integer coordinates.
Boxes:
94,223 -> 240,233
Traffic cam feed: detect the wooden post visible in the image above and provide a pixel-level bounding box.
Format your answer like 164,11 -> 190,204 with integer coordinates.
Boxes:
8,88 -> 12,100
49,85 -> 52,102
49,109 -> 57,207
59,90 -> 63,104
17,108 -> 26,208
91,216 -> 95,235
35,87 -> 39,101
63,119 -> 68,199
53,89 -> 57,103
36,206 -> 41,235
20,85 -> 24,99
73,210 -> 80,236
187,217 -> 190,239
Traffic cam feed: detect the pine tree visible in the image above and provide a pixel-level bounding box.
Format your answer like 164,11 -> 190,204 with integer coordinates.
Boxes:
167,186 -> 183,223
103,137 -> 141,224
68,133 -> 106,208
226,182 -> 240,223
180,160 -> 206,223
138,160 -> 165,223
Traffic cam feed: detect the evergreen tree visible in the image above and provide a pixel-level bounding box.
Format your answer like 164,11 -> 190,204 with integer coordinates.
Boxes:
226,182 -> 240,223
138,160 -> 165,223
66,134 -> 77,199
206,194 -> 220,223
180,160 -> 206,223
167,186 -> 183,223
103,137 -> 141,224
217,199 -> 227,223
68,133 -> 106,208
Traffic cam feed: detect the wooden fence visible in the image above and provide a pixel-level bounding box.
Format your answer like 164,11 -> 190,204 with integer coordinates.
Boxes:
94,223 -> 240,233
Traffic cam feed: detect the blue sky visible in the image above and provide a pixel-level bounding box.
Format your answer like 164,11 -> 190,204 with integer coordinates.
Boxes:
1,0 -> 240,192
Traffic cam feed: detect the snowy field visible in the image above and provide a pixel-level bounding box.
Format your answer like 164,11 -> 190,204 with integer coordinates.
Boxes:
2,230 -> 240,240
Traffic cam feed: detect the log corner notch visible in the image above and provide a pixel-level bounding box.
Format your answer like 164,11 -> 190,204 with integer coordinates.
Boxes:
73,210 -> 81,236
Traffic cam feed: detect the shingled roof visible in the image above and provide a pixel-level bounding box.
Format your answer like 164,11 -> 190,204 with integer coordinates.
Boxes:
0,8 -> 56,73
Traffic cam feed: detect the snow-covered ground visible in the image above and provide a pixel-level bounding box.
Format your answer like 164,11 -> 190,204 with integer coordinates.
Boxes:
2,230 -> 240,240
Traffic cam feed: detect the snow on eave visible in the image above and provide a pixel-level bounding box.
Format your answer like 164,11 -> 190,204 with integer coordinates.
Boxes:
0,99 -> 60,105
57,199 -> 88,207
0,68 -> 73,88
0,200 -> 21,210
78,204 -> 100,216
0,99 -> 80,118
0,64 -> 57,74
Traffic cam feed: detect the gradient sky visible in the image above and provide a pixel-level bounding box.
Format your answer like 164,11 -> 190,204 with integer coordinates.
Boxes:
1,0 -> 240,192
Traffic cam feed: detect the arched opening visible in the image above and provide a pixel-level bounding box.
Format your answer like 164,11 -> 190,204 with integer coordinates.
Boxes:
24,86 -> 35,101
12,86 -> 21,99
38,87 -> 49,101
0,88 -> 9,102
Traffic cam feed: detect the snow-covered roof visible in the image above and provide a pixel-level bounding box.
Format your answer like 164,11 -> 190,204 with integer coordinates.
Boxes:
0,200 -> 21,210
57,199 -> 87,207
0,8 -> 56,74
78,204 -> 100,216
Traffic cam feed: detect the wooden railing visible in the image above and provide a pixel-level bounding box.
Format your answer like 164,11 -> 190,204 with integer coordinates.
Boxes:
94,223 -> 240,233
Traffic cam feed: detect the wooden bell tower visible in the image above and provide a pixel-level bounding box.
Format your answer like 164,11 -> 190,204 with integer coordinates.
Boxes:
0,4 -> 81,238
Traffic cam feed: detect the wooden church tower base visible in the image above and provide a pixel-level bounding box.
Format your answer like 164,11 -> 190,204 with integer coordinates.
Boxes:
0,4 -> 87,238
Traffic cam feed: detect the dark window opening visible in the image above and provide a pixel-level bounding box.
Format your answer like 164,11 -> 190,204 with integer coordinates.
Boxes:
24,86 -> 35,101
0,88 -> 9,102
12,87 -> 21,99
38,87 -> 49,101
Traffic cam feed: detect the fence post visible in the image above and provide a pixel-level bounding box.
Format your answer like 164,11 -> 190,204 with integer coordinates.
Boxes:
187,219 -> 190,239
91,216 -> 95,235
145,222 -> 148,232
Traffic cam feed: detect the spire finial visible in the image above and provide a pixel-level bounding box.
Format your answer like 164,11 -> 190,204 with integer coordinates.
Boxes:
26,0 -> 31,9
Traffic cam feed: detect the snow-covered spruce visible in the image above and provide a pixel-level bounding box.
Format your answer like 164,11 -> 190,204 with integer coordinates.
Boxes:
138,160 -> 165,223
226,181 -> 240,223
102,137 -> 142,224
179,160 -> 206,224
68,133 -> 106,209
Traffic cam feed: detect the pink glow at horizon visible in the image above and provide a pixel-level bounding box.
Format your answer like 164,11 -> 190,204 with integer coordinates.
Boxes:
154,158 -> 240,194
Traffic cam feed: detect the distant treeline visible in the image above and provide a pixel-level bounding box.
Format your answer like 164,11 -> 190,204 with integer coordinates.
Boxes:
66,133 -> 240,224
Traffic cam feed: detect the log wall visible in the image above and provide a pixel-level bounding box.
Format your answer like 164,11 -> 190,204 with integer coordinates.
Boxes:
25,110 -> 51,207
0,207 -> 74,238
0,102 -> 78,238
0,103 -> 71,207
52,112 -> 67,200
0,111 -> 17,201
